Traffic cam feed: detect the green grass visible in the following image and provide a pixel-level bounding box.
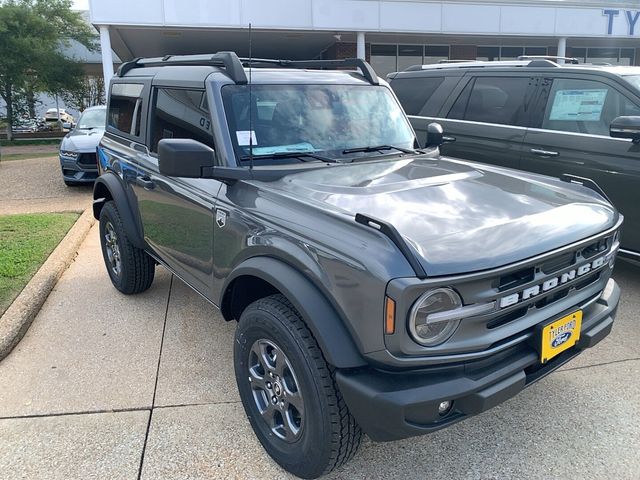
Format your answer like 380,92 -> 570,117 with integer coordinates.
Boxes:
0,213 -> 79,316
1,152 -> 58,161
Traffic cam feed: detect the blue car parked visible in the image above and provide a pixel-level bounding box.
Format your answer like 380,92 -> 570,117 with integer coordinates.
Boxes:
59,105 -> 106,186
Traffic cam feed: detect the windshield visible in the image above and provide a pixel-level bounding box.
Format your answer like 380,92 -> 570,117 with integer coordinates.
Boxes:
222,84 -> 415,163
78,109 -> 106,129
624,75 -> 640,91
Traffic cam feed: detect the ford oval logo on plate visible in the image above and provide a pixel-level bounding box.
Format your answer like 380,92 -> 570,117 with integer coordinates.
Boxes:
552,331 -> 572,348
540,311 -> 582,364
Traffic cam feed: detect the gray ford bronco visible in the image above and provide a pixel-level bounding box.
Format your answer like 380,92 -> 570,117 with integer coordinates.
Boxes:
93,52 -> 622,479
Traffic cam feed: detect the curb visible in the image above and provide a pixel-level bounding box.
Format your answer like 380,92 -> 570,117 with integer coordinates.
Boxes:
0,208 -> 96,361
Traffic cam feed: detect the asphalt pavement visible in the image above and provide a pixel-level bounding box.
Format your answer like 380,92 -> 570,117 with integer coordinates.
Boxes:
0,225 -> 638,480
0,156 -> 92,215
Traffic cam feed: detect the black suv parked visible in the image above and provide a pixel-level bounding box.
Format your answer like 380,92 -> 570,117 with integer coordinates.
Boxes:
93,52 -> 621,479
389,58 -> 640,262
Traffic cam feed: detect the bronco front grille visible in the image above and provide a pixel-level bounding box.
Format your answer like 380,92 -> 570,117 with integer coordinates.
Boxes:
487,236 -> 615,329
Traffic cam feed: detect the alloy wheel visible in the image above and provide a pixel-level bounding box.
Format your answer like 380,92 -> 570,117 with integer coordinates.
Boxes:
248,338 -> 304,442
104,221 -> 122,277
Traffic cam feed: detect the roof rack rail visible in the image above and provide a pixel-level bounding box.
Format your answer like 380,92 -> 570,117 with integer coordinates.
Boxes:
518,55 -> 579,65
238,57 -> 379,85
437,59 -> 475,64
404,59 -> 557,71
116,53 -> 379,85
117,51 -> 249,84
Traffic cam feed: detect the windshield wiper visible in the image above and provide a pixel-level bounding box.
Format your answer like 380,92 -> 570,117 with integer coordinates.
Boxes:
342,144 -> 416,155
240,151 -> 339,164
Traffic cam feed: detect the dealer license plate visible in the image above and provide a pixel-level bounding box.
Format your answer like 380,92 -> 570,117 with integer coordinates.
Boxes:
540,310 -> 582,363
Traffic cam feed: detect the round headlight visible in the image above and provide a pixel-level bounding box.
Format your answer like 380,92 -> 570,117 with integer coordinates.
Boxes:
409,288 -> 462,347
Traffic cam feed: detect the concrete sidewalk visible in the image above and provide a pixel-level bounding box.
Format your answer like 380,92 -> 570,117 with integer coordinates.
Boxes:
0,225 -> 638,480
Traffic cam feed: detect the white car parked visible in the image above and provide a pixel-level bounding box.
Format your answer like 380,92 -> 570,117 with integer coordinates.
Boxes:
44,108 -> 75,126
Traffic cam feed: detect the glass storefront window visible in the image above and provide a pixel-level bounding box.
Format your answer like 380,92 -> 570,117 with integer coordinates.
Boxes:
587,47 -> 619,65
500,47 -> 524,60
571,48 -> 587,62
370,43 -> 634,75
425,45 -> 449,64
370,44 -> 397,77
572,47 -> 634,65
524,47 -> 548,57
397,45 -> 423,72
620,48 -> 635,66
477,46 -> 499,61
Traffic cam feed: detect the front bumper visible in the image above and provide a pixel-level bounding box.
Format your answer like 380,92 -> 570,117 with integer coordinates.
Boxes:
60,153 -> 98,183
336,279 -> 620,442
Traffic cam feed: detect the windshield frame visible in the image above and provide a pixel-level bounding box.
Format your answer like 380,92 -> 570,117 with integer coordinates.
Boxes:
220,83 -> 417,166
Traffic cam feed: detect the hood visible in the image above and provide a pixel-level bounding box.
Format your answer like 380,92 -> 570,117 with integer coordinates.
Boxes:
265,157 -> 618,276
62,128 -> 104,151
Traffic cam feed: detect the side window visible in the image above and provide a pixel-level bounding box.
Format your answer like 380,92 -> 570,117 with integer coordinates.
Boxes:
392,77 -> 445,115
448,76 -> 531,126
150,88 -> 214,153
541,78 -> 640,136
108,83 -> 144,137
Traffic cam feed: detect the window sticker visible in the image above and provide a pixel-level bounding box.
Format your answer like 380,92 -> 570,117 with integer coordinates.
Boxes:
236,130 -> 258,146
549,89 -> 608,122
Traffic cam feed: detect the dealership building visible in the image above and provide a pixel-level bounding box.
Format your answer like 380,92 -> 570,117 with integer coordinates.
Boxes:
89,0 -> 640,80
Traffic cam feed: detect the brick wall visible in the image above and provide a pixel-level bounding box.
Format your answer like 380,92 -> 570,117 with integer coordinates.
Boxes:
324,42 -> 371,62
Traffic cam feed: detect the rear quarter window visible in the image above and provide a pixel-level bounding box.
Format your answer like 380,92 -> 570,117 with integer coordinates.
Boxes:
448,76 -> 531,126
392,77 -> 445,115
108,83 -> 144,137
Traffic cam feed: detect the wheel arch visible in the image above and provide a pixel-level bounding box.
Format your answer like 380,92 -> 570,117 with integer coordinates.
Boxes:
220,256 -> 367,369
93,173 -> 145,249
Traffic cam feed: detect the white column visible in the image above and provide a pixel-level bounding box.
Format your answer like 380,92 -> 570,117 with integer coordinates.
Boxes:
356,32 -> 365,60
557,37 -> 567,64
99,26 -> 115,82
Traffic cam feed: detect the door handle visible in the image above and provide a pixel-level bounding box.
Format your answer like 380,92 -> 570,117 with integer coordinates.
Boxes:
136,176 -> 155,189
530,148 -> 559,158
442,136 -> 456,143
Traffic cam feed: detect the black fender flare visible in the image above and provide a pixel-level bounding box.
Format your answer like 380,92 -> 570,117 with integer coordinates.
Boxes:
222,256 -> 367,369
93,173 -> 145,249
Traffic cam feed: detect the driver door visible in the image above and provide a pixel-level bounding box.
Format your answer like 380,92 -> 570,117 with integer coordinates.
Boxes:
133,87 -> 222,298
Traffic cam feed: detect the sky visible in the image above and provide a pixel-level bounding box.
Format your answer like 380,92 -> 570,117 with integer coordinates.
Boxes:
72,0 -> 89,10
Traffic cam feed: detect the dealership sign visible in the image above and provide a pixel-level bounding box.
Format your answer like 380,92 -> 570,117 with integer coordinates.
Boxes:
604,9 -> 640,35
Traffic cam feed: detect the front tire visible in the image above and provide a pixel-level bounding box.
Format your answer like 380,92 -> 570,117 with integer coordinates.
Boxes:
234,294 -> 362,479
99,200 -> 155,294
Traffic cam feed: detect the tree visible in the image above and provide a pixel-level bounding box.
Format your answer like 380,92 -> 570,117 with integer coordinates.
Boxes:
61,74 -> 105,113
0,0 -> 95,140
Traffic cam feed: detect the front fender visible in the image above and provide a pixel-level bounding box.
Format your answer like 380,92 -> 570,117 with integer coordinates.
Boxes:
93,172 -> 145,249
221,256 -> 367,369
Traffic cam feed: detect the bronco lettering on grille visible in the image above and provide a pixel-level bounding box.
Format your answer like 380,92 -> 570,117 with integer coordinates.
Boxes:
498,256 -> 607,309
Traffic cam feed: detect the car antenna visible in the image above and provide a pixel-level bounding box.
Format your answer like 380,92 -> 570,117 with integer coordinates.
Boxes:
248,22 -> 254,171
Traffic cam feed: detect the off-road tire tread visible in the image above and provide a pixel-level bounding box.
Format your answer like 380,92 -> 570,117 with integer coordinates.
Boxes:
100,201 -> 155,294
251,294 -> 362,476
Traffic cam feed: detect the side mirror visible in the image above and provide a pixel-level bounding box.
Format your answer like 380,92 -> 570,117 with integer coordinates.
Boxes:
425,122 -> 444,148
158,138 -> 252,183
610,116 -> 640,143
62,122 -> 71,130
158,138 -> 215,178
